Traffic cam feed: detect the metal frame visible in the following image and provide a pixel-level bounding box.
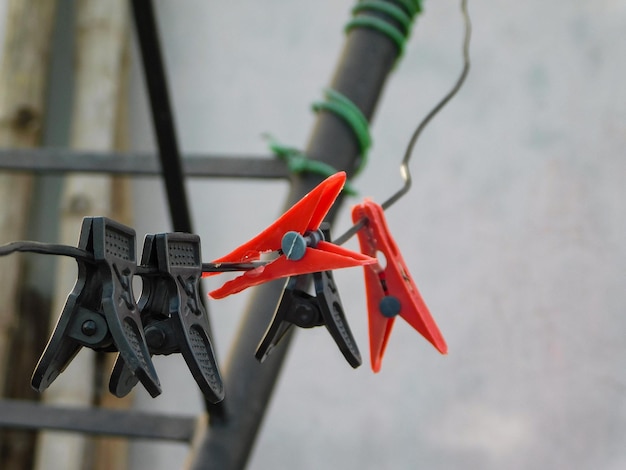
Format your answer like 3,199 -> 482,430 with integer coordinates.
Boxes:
0,148 -> 289,179
0,0 -> 409,468
0,398 -> 198,442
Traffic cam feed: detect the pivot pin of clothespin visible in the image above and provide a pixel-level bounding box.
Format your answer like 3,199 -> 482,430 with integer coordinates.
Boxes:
352,199 -> 447,372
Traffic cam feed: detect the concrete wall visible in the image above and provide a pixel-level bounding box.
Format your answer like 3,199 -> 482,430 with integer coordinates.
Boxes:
128,1 -> 626,469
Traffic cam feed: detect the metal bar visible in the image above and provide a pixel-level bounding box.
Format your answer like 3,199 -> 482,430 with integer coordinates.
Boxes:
0,148 -> 288,178
131,0 -> 193,232
0,399 -> 199,442
189,6 -> 407,470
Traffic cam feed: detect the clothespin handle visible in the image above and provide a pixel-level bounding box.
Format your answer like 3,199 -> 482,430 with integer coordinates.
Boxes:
93,218 -> 162,397
255,276 -> 320,363
109,234 -> 162,398
111,232 -> 224,403
156,232 -> 224,402
313,269 -> 362,368
206,172 -> 375,299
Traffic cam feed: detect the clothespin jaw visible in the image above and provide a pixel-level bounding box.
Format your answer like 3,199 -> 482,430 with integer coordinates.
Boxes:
255,275 -> 320,363
32,217 -> 162,397
351,199 -> 447,372
206,172 -> 376,299
256,270 -> 362,368
110,232 -> 224,403
313,269 -> 362,368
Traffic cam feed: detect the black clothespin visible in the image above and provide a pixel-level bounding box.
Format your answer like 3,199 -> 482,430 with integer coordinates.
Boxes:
31,217 -> 161,397
110,232 -> 224,403
255,227 -> 362,368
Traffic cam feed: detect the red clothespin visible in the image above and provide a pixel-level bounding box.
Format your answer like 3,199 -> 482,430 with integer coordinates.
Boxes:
206,172 -> 376,299
352,198 -> 447,372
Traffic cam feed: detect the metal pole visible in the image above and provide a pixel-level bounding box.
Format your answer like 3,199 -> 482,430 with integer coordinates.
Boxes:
189,10 -> 407,470
0,148 -> 289,179
130,0 -> 193,233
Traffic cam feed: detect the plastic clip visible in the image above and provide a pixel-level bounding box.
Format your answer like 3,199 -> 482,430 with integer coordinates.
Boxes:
110,233 -> 224,403
352,199 -> 447,372
206,172 -> 375,299
32,217 -> 161,397
256,268 -> 361,368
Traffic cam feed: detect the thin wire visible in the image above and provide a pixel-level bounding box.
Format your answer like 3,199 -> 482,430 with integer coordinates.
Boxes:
0,240 -> 269,275
381,0 -> 471,211
202,261 -> 267,273
0,241 -> 94,262
334,218 -> 367,246
334,0 -> 471,246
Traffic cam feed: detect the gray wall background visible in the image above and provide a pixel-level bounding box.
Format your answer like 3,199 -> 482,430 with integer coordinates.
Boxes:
127,1 -> 626,469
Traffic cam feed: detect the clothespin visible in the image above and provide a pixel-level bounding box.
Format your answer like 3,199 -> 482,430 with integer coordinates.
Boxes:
256,226 -> 362,368
351,199 -> 447,372
206,172 -> 376,299
32,217 -> 161,397
110,233 -> 224,403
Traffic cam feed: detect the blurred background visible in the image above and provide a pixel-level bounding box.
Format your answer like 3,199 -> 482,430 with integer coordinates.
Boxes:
0,0 -> 624,469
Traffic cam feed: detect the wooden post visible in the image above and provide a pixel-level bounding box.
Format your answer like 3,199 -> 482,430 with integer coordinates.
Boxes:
0,1 -> 58,469
0,0 -> 57,399
33,1 -> 130,470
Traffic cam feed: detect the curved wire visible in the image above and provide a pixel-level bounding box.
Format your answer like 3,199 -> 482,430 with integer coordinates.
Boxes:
0,241 -> 94,262
334,0 -> 471,246
381,0 -> 471,211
